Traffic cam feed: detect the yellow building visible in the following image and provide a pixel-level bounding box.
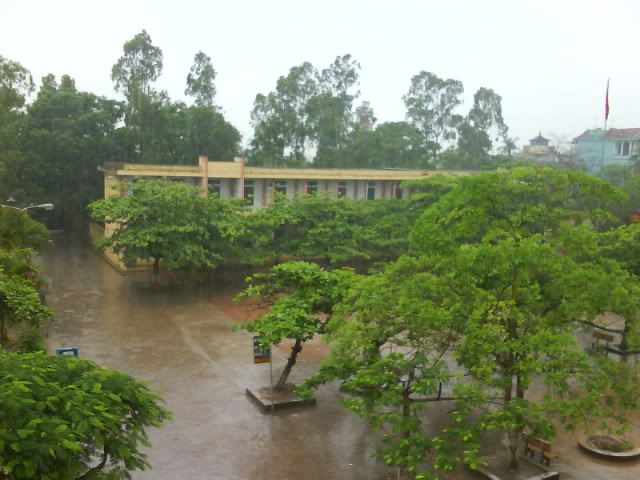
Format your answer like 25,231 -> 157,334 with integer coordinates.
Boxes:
101,156 -> 461,207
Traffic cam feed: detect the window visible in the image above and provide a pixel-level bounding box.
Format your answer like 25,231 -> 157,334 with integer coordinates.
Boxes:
616,141 -> 631,156
208,179 -> 221,196
274,180 -> 287,195
338,182 -> 348,197
244,180 -> 254,204
367,181 -> 376,200
306,181 -> 318,195
395,184 -> 403,200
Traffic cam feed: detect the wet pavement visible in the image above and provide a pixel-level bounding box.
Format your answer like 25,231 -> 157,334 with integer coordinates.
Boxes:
40,233 -> 640,480
41,234 -> 389,480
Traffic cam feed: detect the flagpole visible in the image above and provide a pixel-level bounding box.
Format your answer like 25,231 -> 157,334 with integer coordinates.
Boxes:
601,78 -> 610,170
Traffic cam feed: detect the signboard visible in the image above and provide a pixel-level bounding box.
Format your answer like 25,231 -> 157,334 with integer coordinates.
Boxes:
56,347 -> 79,357
253,336 -> 271,364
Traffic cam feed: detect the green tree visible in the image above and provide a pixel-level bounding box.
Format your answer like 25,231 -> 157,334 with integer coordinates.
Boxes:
111,30 -> 163,99
0,352 -> 170,479
308,54 -> 361,167
248,193 -> 417,265
89,180 -> 245,281
23,75 -> 123,227
343,122 -> 430,169
112,30 -> 168,165
0,57 -> 33,204
237,262 -> 354,390
403,71 -> 464,161
185,51 -> 217,108
0,56 -> 34,112
249,62 -> 317,166
439,87 -> 510,170
301,167 -> 640,477
0,248 -> 51,348
0,207 -> 49,251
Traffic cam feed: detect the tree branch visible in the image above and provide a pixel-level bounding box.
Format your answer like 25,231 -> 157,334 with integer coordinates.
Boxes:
77,446 -> 108,480
577,319 -> 624,334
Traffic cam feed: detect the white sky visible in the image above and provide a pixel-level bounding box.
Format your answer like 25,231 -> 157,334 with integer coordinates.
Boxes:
1,0 -> 639,150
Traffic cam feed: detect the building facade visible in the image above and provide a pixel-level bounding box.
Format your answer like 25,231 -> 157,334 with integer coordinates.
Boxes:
573,128 -> 640,173
101,157 -> 462,207
517,132 -> 558,163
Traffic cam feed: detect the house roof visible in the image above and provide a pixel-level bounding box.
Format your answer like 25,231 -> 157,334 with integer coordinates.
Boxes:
604,128 -> 640,139
573,128 -> 640,143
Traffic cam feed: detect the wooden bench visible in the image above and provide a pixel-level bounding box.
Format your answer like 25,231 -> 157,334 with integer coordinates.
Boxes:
525,437 -> 556,466
591,330 -> 615,356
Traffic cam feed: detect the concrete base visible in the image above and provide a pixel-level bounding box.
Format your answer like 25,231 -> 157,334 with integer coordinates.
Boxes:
245,385 -> 316,412
578,436 -> 640,460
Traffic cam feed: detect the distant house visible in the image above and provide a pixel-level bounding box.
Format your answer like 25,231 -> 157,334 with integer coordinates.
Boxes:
516,132 -> 558,163
573,128 -> 640,173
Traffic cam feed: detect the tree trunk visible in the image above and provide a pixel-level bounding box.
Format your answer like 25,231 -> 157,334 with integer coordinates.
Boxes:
505,428 -> 520,471
275,339 -> 302,390
620,322 -> 630,364
152,257 -> 160,285
0,311 -> 5,348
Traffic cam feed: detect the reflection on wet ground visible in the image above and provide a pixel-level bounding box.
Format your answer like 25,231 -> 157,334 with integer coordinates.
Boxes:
41,233 -> 640,480
41,233 -> 388,480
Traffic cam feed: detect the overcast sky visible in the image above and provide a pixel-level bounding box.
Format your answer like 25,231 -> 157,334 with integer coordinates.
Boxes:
2,0 -> 639,150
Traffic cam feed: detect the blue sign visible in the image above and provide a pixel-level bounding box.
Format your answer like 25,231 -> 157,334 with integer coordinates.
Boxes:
253,336 -> 271,364
56,347 -> 79,357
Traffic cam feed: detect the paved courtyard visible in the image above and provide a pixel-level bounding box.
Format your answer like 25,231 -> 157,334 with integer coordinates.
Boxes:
41,234 -> 640,479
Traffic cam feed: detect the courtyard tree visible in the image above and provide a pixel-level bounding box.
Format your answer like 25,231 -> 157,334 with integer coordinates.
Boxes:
237,262 -> 354,390
247,193 -> 417,266
0,351 -> 170,479
89,180 -> 245,281
300,167 -> 640,477
0,248 -> 51,349
0,207 -> 49,251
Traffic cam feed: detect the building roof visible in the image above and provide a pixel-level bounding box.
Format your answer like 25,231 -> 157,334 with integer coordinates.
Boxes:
574,128 -> 640,143
604,128 -> 640,139
104,161 -> 469,182
530,132 -> 549,143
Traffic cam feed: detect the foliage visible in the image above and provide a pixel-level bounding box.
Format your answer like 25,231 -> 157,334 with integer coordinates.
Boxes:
0,56 -> 34,112
410,166 -> 625,255
0,207 -> 49,251
403,71 -> 464,161
340,121 -> 431,169
299,167 -> 640,477
90,180 -> 246,277
246,193 -> 418,265
111,30 -> 163,98
249,62 -> 317,166
237,262 -> 355,389
185,51 -> 217,108
439,87 -> 511,170
0,248 -> 51,348
0,352 -> 170,479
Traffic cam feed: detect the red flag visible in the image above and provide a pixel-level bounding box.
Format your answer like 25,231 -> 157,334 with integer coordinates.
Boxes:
605,79 -> 610,121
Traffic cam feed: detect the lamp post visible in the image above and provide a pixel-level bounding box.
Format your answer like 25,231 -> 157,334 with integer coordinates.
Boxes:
1,202 -> 54,212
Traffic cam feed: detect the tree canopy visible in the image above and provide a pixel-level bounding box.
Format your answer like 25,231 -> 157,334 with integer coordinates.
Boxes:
89,180 -> 246,278
0,352 -> 170,479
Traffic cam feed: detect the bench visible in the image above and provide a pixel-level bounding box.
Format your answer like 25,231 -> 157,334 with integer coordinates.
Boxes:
591,330 -> 615,357
525,437 -> 556,466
